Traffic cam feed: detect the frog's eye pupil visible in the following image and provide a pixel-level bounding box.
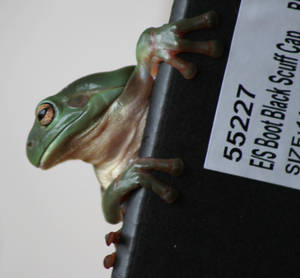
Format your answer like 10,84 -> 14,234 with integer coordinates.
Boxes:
38,108 -> 47,121
36,103 -> 55,126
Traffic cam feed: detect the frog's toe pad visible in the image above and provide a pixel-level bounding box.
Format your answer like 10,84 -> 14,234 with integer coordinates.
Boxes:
209,40 -> 223,58
182,62 -> 197,80
204,10 -> 219,28
103,252 -> 116,269
162,187 -> 178,203
170,158 -> 184,176
105,230 -> 121,246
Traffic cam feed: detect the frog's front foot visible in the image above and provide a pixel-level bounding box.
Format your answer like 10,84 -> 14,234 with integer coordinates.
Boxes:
102,158 -> 184,224
137,10 -> 222,79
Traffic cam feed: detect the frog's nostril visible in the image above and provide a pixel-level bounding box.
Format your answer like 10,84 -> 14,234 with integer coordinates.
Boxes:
27,141 -> 33,148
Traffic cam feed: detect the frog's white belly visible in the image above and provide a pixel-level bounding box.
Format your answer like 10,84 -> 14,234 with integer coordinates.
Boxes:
75,99 -> 149,190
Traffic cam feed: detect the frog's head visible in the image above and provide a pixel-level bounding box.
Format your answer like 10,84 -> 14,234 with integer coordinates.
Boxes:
26,66 -> 134,169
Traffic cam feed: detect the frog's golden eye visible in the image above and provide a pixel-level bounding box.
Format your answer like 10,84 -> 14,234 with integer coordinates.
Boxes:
36,103 -> 55,126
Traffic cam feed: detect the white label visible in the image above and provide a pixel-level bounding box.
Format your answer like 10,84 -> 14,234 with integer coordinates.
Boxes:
204,0 -> 300,190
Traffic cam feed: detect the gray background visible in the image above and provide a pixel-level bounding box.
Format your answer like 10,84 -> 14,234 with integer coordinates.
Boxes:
0,1 -> 172,277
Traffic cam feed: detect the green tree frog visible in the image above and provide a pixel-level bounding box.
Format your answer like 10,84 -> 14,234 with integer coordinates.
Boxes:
26,11 -> 221,268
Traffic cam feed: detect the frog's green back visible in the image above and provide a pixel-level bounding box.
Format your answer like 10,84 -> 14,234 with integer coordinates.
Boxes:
60,65 -> 135,97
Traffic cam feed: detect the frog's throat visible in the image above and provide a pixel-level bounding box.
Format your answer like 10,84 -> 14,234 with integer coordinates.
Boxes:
39,111 -> 85,169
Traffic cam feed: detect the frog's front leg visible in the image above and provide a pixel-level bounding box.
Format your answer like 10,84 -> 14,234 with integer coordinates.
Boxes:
102,158 -> 184,224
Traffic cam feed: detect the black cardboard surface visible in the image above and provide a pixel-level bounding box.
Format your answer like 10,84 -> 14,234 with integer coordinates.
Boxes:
112,1 -> 300,277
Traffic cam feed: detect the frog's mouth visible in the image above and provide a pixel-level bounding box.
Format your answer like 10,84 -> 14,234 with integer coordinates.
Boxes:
39,111 -> 86,169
